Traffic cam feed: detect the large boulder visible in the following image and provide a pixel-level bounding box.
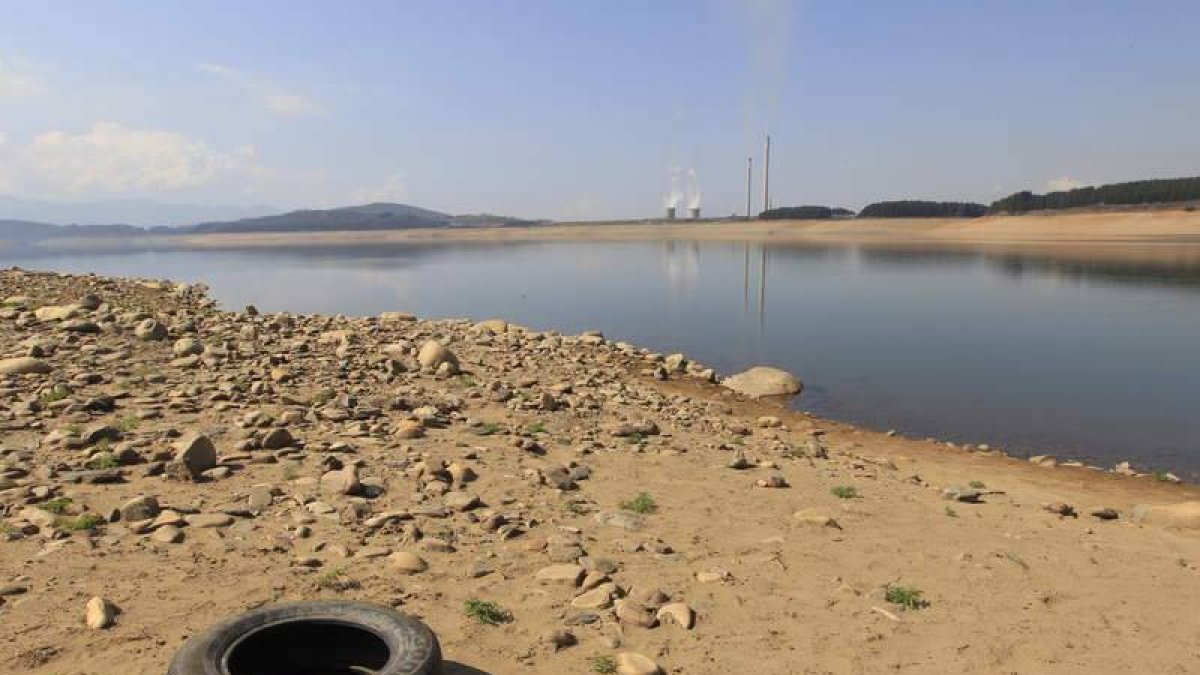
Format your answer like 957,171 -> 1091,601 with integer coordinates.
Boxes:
0,357 -> 52,375
172,434 -> 217,478
417,340 -> 458,374
134,318 -> 168,341
721,366 -> 803,398
1132,501 -> 1200,530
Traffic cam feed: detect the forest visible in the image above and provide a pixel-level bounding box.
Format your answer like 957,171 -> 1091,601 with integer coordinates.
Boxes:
759,206 -> 855,220
989,177 -> 1200,213
858,201 -> 988,218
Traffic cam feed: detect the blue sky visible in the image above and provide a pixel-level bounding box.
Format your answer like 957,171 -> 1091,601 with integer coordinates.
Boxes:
3,0 -> 1199,222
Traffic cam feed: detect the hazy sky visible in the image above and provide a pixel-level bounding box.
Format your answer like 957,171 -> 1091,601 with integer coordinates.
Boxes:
3,0 -> 1199,222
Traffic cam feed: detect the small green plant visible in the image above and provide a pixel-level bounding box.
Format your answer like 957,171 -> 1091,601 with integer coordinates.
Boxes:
310,389 -> 334,407
625,432 -> 646,445
87,454 -> 120,470
944,506 -> 958,518
458,374 -> 478,387
968,480 -> 986,489
527,421 -> 547,435
93,437 -> 111,452
38,389 -> 69,405
316,567 -> 348,589
885,584 -> 928,610
831,485 -> 858,499
282,464 -> 300,481
1153,470 -> 1173,482
65,423 -> 83,436
39,497 -> 73,514
621,492 -> 657,514
590,655 -> 618,674
116,415 -> 140,433
58,513 -> 105,532
477,422 -> 501,436
464,599 -> 511,625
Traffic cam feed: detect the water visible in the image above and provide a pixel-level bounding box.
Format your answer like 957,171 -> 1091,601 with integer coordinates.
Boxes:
6,240 -> 1200,478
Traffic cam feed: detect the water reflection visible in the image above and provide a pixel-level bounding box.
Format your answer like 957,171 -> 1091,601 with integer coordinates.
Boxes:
5,238 -> 1200,477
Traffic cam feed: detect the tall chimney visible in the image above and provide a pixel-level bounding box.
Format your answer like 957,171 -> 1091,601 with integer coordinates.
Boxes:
665,206 -> 676,220
688,207 -> 700,219
762,134 -> 771,214
746,156 -> 753,219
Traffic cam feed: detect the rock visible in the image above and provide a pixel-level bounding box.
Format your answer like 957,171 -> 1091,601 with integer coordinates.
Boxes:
389,551 -> 429,574
443,492 -> 481,511
417,340 -> 458,373
394,420 -> 425,439
475,319 -> 509,334
663,353 -> 687,373
535,564 -> 585,586
1113,461 -> 1138,476
173,338 -> 203,356
260,428 -> 294,450
35,304 -> 80,321
134,318 -> 167,341
0,356 -> 52,375
721,366 -> 802,398
655,602 -> 695,629
1131,501 -> 1200,530
542,628 -> 576,651
1042,502 -> 1077,517
615,652 -> 662,675
1090,507 -> 1120,520
151,525 -> 184,543
756,473 -> 789,488
792,510 -> 842,529
615,599 -> 657,628
571,586 -> 615,609
173,434 -> 217,478
185,513 -> 234,528
320,467 -> 361,496
942,486 -> 984,503
757,415 -> 782,428
85,596 -> 117,630
120,496 -> 160,522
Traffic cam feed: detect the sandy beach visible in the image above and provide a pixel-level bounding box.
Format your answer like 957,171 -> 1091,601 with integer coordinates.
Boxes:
1,268 -> 1198,674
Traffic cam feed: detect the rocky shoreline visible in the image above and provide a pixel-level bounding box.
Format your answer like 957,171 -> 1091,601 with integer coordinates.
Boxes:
2,267 -> 1199,674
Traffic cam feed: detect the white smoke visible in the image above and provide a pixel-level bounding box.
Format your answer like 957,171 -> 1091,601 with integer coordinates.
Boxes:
685,168 -> 701,210
664,164 -> 701,210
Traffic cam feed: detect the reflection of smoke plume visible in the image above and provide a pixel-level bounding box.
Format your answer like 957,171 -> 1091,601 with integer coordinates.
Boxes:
665,165 -> 701,209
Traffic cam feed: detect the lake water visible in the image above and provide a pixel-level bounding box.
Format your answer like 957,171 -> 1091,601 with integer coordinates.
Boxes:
5,240 -> 1200,478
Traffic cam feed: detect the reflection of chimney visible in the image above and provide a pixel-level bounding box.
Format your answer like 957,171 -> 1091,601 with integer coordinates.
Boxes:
665,207 -> 676,220
688,207 -> 700,220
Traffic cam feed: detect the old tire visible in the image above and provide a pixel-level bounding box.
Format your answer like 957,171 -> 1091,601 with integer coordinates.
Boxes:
167,600 -> 442,675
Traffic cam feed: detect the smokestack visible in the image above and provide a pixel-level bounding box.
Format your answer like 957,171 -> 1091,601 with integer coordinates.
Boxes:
688,207 -> 700,219
763,132 -> 772,211
746,156 -> 753,219
665,206 -> 676,220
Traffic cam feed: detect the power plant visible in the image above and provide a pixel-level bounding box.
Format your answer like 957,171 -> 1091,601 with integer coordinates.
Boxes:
663,134 -> 771,221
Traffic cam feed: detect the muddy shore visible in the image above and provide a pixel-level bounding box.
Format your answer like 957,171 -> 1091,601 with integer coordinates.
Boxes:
1,268 -> 1198,674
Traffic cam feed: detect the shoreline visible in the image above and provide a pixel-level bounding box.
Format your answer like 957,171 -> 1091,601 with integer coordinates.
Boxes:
2,269 -> 1199,674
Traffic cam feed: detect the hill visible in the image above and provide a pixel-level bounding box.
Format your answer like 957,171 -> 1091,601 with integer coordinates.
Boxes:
0,203 -> 539,243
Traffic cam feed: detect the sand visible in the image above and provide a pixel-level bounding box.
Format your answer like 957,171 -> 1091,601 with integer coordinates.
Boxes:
1,269 -> 1198,674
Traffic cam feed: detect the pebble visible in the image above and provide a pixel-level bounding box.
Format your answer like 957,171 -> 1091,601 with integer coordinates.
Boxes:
85,596 -> 117,630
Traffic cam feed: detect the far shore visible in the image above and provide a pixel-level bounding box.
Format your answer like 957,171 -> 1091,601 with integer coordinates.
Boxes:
19,209 -> 1200,267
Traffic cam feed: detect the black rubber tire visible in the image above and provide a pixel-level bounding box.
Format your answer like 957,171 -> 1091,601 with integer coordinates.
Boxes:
167,600 -> 442,675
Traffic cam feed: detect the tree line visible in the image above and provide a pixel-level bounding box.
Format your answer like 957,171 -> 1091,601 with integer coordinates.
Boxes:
759,206 -> 855,220
988,177 -> 1200,214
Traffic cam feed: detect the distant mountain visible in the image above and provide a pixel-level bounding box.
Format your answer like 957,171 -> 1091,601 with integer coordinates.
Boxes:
182,203 -> 537,234
0,202 -> 540,243
0,195 -> 278,228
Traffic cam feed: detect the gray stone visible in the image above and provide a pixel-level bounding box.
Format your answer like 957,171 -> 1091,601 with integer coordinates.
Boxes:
721,366 -> 803,398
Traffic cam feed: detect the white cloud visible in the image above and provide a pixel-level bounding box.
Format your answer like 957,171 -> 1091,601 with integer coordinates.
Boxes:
1046,176 -> 1088,192
350,172 -> 408,204
198,62 -> 321,116
0,58 -> 47,98
25,122 -> 240,192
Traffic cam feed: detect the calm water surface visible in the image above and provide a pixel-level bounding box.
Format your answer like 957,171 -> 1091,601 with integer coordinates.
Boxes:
6,240 -> 1200,478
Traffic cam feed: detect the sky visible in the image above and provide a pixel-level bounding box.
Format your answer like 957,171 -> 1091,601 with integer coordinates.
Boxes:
3,0 -> 1200,224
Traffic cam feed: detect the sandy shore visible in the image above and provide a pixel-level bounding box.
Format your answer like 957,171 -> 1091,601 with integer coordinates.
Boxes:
1,270 -> 1199,674
25,209 -> 1200,269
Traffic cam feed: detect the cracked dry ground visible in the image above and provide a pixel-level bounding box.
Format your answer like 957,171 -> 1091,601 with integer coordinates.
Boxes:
1,268 -> 1199,675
